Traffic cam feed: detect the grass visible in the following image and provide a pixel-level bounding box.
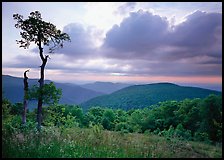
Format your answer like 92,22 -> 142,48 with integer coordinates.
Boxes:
2,126 -> 222,158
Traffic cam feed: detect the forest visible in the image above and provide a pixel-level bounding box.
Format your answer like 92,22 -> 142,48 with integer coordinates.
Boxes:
2,91 -> 222,158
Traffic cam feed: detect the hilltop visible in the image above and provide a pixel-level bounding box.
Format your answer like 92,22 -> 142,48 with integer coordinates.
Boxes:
81,82 -> 221,110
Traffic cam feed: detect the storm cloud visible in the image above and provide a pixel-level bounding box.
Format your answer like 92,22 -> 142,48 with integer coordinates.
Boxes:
103,10 -> 222,62
9,9 -> 222,78
167,10 -> 222,60
103,9 -> 169,59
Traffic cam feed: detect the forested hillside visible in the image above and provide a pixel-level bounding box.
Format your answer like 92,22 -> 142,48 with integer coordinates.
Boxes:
81,83 -> 221,110
2,94 -> 222,158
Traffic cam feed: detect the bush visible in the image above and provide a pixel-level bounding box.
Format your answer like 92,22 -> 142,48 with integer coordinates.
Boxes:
115,122 -> 129,132
144,129 -> 152,135
153,128 -> 160,135
174,124 -> 189,140
193,132 -> 211,143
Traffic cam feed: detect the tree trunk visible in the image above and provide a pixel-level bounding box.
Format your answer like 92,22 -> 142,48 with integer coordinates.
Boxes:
37,79 -> 43,131
22,70 -> 29,125
22,99 -> 28,124
37,65 -> 45,131
37,32 -> 48,131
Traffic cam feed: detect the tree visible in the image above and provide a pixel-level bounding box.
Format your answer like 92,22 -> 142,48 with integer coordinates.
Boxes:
66,105 -> 84,126
87,107 -> 105,126
22,69 -> 29,125
28,82 -> 62,105
13,11 -> 70,131
2,98 -> 13,120
199,94 -> 222,142
101,108 -> 115,130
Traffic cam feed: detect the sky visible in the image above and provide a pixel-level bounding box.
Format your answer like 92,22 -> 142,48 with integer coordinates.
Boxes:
2,2 -> 222,91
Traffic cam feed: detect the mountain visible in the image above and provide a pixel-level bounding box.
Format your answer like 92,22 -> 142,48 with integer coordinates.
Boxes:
81,83 -> 222,111
2,75 -> 104,109
54,82 -> 104,104
3,75 -> 222,111
81,81 -> 131,94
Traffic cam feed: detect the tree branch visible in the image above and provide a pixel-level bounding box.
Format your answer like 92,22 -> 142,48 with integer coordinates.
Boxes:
24,69 -> 30,79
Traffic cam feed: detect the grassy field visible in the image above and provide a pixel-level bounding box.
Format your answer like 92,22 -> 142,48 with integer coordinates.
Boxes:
2,126 -> 222,158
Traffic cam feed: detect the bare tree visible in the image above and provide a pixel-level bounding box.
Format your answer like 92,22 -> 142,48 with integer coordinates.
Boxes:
22,69 -> 29,125
13,11 -> 70,131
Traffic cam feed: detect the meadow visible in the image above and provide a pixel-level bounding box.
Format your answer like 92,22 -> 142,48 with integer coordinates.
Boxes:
2,126 -> 222,158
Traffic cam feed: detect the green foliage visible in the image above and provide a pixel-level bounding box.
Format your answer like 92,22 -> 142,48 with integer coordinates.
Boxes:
175,98 -> 201,132
115,122 -> 129,132
13,11 -> 70,52
64,105 -> 84,126
199,94 -> 222,142
2,98 -> 13,119
92,124 -> 103,136
28,82 -> 62,105
42,105 -> 78,128
2,98 -> 24,135
83,94 -> 222,143
114,109 -> 128,123
142,111 -> 157,132
128,109 -> 145,133
2,98 -> 23,117
193,132 -> 210,143
2,94 -> 222,158
101,108 -> 115,130
82,83 -> 221,110
86,106 -> 105,126
11,102 -> 23,115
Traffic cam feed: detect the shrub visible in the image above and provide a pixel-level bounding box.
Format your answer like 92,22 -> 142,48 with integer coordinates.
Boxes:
193,132 -> 211,143
115,122 -> 129,132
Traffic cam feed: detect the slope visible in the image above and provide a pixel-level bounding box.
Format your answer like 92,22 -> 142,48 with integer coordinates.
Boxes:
81,83 -> 221,110
2,75 -> 104,109
81,81 -> 131,94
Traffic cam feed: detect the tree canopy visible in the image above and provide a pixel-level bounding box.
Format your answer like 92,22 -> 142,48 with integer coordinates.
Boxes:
13,11 -> 70,53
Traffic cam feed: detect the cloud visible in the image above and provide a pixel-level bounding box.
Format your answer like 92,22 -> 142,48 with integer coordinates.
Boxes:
103,9 -> 169,59
3,54 -> 41,69
115,2 -> 136,15
57,23 -> 101,59
102,10 -> 222,61
132,60 -> 222,76
31,23 -> 102,59
100,9 -> 222,76
168,10 -> 222,55
103,10 -> 222,58
7,9 -> 222,78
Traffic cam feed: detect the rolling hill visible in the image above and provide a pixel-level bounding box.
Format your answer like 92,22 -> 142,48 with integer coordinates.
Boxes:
81,81 -> 131,94
3,75 -> 222,111
81,83 -> 222,110
2,75 -> 104,109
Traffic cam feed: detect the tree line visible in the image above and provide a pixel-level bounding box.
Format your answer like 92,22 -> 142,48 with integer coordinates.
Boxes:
2,94 -> 222,143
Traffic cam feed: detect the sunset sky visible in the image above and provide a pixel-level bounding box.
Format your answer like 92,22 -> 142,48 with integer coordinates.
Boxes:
2,2 -> 222,91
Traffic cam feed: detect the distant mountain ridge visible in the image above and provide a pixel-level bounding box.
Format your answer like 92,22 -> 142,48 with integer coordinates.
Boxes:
2,75 -> 104,109
81,82 -> 222,110
2,75 -> 222,111
81,81 -> 131,94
